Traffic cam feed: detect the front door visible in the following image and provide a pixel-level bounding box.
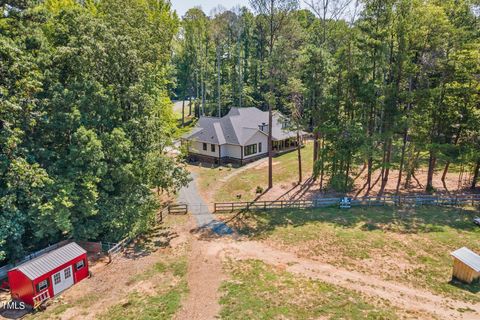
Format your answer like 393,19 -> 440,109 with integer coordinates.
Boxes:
51,266 -> 74,295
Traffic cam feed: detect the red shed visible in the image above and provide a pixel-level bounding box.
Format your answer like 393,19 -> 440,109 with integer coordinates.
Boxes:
7,242 -> 89,308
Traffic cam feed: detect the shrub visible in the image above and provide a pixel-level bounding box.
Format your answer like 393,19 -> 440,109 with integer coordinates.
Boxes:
256,186 -> 263,194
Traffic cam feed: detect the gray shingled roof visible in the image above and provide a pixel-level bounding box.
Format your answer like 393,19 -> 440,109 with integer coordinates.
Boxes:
451,247 -> 480,272
182,107 -> 299,145
12,242 -> 86,280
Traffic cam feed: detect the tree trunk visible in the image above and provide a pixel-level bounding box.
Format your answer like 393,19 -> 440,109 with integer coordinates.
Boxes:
441,127 -> 462,188
201,74 -> 205,116
319,137 -> 325,191
297,129 -> 302,184
396,76 -> 412,194
188,95 -> 192,116
396,129 -> 408,194
471,160 -> 480,189
426,151 -> 436,192
313,131 -> 319,162
405,150 -> 421,189
379,138 -> 392,195
217,45 -> 221,117
345,152 -> 351,192
181,97 -> 185,127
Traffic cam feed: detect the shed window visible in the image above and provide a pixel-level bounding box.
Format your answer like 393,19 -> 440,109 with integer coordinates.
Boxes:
259,143 -> 262,153
53,273 -> 61,285
64,268 -> 71,279
75,260 -> 85,270
37,279 -> 48,293
202,143 -> 207,151
244,144 -> 257,156
211,144 -> 215,152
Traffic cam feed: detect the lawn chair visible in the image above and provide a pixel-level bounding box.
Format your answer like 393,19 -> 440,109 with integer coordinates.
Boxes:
474,217 -> 480,226
340,197 -> 351,209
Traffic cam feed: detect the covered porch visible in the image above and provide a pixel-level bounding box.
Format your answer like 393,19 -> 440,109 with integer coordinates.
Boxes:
272,136 -> 305,154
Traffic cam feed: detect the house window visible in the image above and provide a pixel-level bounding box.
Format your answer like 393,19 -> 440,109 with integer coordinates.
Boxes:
259,143 -> 262,153
76,260 -> 85,270
64,268 -> 71,279
202,143 -> 207,151
37,279 -> 48,292
53,273 -> 61,285
211,144 -> 216,152
244,144 -> 257,156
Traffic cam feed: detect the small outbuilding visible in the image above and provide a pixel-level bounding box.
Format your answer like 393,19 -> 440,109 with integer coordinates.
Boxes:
450,247 -> 480,284
8,242 -> 89,308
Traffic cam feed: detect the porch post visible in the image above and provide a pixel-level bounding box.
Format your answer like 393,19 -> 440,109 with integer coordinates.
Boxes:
218,145 -> 221,165
240,146 -> 243,166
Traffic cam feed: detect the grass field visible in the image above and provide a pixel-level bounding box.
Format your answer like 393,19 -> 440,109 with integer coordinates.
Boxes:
225,205 -> 480,303
220,259 -> 402,320
190,141 -> 313,202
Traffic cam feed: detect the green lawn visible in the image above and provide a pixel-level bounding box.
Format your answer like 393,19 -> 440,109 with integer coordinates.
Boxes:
220,259 -> 401,319
225,205 -> 480,303
190,141 -> 313,202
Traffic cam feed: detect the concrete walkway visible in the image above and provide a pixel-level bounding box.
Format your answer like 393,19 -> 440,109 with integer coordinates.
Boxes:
178,173 -> 233,235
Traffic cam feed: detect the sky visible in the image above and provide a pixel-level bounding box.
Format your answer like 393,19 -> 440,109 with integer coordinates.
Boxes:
170,0 -> 309,17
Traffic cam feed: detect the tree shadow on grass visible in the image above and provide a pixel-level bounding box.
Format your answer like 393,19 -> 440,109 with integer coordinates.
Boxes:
123,226 -> 178,260
224,205 -> 480,238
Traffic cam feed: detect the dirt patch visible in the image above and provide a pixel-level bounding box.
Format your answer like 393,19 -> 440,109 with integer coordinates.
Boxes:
24,217 -> 191,320
205,240 -> 480,320
174,238 -> 225,320
254,167 -> 476,202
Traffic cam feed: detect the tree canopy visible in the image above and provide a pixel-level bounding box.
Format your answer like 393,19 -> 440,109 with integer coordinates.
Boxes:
173,0 -> 479,194
0,0 -> 189,263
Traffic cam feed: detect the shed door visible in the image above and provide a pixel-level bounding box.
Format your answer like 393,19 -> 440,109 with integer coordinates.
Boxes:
52,266 -> 74,296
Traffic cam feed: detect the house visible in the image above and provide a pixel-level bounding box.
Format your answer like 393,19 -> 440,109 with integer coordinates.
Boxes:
8,242 -> 89,308
182,107 -> 305,165
450,247 -> 480,284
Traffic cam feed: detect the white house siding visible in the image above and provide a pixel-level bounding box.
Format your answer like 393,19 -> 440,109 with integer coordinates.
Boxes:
221,144 -> 241,159
188,140 -> 219,157
243,131 -> 268,159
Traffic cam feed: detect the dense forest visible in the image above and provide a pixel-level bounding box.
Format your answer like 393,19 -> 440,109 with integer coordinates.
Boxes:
0,0 -> 189,263
0,0 -> 479,263
173,0 -> 480,195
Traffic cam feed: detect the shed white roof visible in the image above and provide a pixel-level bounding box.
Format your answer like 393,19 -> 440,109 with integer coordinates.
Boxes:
12,242 -> 86,280
451,247 -> 480,272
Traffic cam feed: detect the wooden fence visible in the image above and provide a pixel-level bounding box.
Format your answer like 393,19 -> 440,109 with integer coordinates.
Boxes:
107,203 -> 188,262
106,237 -> 132,263
168,204 -> 188,214
213,194 -> 480,213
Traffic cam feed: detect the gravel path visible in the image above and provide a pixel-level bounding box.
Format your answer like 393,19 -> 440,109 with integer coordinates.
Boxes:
178,173 -> 233,235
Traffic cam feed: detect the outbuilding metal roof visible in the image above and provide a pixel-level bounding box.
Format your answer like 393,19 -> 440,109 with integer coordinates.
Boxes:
11,242 -> 86,280
451,247 -> 480,272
